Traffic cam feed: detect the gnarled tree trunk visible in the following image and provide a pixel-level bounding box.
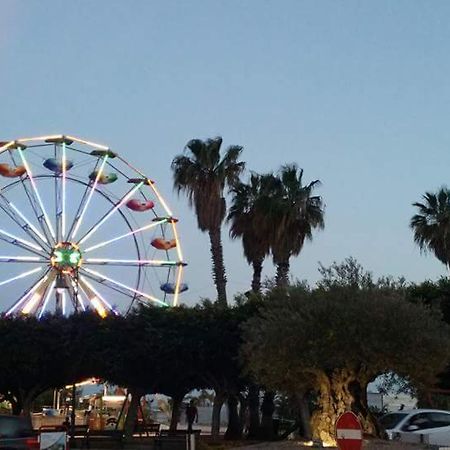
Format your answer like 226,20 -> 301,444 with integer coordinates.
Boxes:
350,379 -> 379,436
211,390 -> 226,440
311,370 -> 355,445
296,392 -> 312,440
208,227 -> 227,306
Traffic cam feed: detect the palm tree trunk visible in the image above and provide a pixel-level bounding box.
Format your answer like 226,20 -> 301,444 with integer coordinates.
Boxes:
251,258 -> 263,293
276,260 -> 290,288
208,227 -> 227,306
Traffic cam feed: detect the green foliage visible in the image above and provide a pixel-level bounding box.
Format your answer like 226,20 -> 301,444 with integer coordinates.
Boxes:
243,260 -> 450,395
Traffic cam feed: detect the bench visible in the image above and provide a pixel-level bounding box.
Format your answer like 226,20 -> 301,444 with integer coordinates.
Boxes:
86,429 -> 123,448
158,429 -> 200,436
155,430 -> 200,450
136,422 -> 161,437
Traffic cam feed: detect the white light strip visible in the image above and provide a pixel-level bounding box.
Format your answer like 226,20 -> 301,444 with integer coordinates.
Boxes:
0,228 -> 43,252
78,279 -> 109,318
0,267 -> 42,287
80,275 -> 114,310
0,256 -> 43,262
148,180 -> 173,216
18,149 -> 56,240
61,290 -> 66,316
17,135 -> 63,143
62,142 -> 67,238
0,141 -> 15,154
6,272 -> 47,315
9,201 -> 48,244
171,220 -> 183,261
65,135 -> 110,150
84,258 -> 177,266
70,155 -> 109,240
38,278 -> 56,318
84,219 -> 166,253
78,182 -> 144,245
173,265 -> 183,307
22,291 -> 43,315
83,267 -> 166,306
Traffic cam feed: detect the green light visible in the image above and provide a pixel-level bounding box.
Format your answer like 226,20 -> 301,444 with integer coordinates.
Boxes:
51,243 -> 82,271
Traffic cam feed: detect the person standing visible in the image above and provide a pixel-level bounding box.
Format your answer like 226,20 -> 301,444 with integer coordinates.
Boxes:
185,400 -> 198,434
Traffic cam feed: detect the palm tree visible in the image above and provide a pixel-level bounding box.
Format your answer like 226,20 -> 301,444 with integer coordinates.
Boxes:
172,137 -> 245,306
228,174 -> 273,293
411,187 -> 450,269
269,164 -> 325,287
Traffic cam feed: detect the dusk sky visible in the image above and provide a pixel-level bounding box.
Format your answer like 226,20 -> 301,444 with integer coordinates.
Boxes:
1,0 -> 450,304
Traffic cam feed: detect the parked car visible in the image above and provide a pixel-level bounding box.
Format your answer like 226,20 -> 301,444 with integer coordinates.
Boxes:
380,408 -> 450,445
0,415 -> 37,450
41,408 -> 60,417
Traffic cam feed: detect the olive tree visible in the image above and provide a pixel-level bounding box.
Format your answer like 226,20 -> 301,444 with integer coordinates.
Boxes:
242,283 -> 450,444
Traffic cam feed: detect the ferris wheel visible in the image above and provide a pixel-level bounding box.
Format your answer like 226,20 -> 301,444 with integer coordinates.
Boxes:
0,135 -> 187,318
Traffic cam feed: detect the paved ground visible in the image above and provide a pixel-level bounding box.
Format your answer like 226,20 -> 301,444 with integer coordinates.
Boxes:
230,440 -> 426,449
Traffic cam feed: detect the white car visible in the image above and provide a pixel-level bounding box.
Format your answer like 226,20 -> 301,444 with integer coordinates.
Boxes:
380,409 -> 450,445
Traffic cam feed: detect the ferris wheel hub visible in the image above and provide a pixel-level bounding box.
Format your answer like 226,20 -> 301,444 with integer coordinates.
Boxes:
50,242 -> 82,274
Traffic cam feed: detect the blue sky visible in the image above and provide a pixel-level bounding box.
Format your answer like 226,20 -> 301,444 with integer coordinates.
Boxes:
1,0 -> 450,304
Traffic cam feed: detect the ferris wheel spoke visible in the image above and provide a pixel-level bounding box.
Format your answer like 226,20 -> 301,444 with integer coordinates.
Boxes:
0,266 -> 43,288
83,219 -> 167,253
38,277 -> 57,318
172,265 -> 184,307
5,269 -> 50,316
69,155 -> 109,241
0,255 -> 46,263
84,258 -> 180,267
8,151 -> 54,244
81,267 -> 166,307
16,148 -> 56,242
79,276 -> 115,317
61,142 -> 67,238
78,182 -> 144,246
0,229 -> 48,258
21,273 -> 54,315
0,193 -> 50,250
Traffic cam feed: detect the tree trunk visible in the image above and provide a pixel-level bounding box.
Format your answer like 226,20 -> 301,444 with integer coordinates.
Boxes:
259,391 -> 275,440
208,227 -> 227,306
310,370 -> 355,446
350,379 -> 379,436
11,400 -> 22,416
296,393 -> 312,440
170,395 -> 183,431
224,394 -> 242,440
211,390 -> 226,440
21,397 -> 34,429
247,385 -> 260,439
123,388 -> 143,440
251,258 -> 263,293
275,260 -> 290,288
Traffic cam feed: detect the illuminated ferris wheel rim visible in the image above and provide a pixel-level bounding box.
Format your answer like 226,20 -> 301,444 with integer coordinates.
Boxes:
0,134 -> 187,317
